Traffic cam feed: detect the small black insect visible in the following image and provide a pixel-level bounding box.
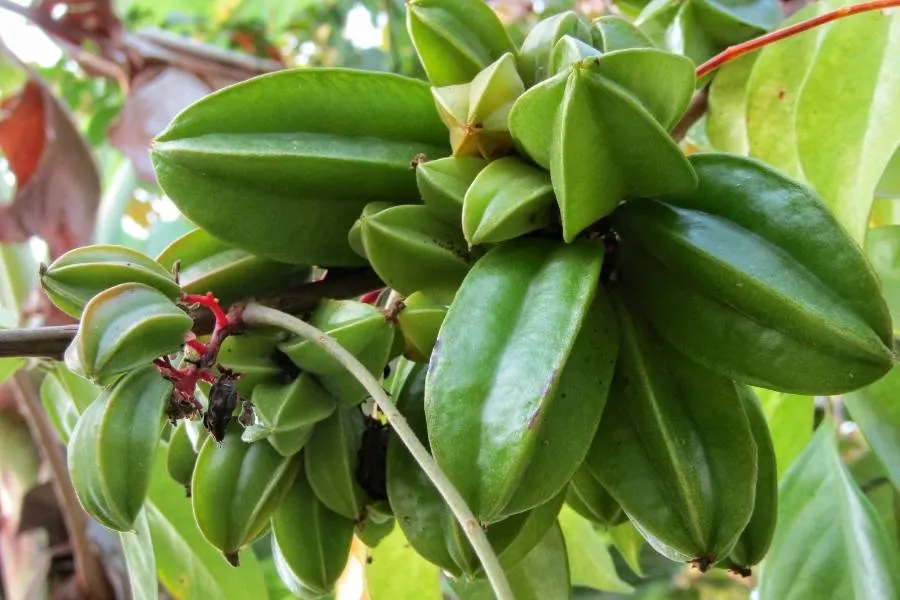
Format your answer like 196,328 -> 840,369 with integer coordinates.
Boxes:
355,416 -> 390,501
203,368 -> 241,442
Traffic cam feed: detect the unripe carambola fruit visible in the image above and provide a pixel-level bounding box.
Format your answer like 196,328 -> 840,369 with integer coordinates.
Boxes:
358,204 -> 473,303
726,384 -> 778,572
156,228 -> 311,305
432,53 -> 525,159
303,404 -> 369,520
509,47 -> 697,241
192,426 -> 301,565
462,156 -> 556,246
166,421 -> 198,495
65,282 -> 192,384
566,463 -> 627,528
387,363 -> 565,577
586,296 -> 757,568
416,156 -> 487,224
590,15 -> 654,52
397,292 -> 447,363
41,245 -> 179,318
250,373 -> 337,457
612,153 -> 895,395
518,11 -> 592,86
425,238 -> 618,522
406,0 -> 516,87
279,300 -> 395,404
270,469 -> 355,597
68,366 -> 171,531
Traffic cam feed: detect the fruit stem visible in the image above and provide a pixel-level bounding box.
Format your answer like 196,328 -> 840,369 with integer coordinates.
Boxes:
696,0 -> 900,79
240,302 -> 515,600
182,292 -> 229,329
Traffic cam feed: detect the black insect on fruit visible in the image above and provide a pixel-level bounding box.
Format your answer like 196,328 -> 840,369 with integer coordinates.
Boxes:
204,367 -> 241,442
356,415 -> 390,501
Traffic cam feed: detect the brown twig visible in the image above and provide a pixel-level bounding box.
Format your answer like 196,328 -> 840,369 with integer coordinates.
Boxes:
0,268 -> 382,360
696,0 -> 900,79
671,88 -> 710,143
9,371 -> 112,600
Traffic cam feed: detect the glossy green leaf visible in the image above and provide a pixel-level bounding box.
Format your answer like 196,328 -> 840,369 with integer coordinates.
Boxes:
759,420 -> 900,600
745,0 -> 900,242
462,156 -> 555,245
559,506 -> 633,594
425,239 -> 605,522
156,228 -> 311,305
218,331 -> 285,397
367,528 -> 442,600
614,153 -> 894,395
68,366 -> 172,531
65,282 -> 193,384
755,388 -> 814,480
587,297 -> 757,564
119,509 -> 157,600
41,245 -> 179,318
845,366 -> 900,490
360,204 -> 473,303
406,0 -> 516,87
148,443 -> 268,600
151,69 -> 449,266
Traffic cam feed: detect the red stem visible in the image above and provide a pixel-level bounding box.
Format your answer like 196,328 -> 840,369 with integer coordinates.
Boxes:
182,293 -> 229,329
696,0 -> 900,79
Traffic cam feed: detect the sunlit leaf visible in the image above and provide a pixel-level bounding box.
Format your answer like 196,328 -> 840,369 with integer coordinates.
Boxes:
845,366 -> 900,490
759,420 -> 900,599
755,388 -> 814,480
559,506 -> 633,594
366,527 -> 441,600
120,509 -> 158,600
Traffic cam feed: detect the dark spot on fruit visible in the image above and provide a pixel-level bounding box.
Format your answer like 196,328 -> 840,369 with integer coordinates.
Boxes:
225,551 -> 240,567
367,556 -> 374,564
729,565 -> 752,578
778,90 -> 785,100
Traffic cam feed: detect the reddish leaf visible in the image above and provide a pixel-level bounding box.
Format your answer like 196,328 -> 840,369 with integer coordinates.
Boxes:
0,66 -> 99,257
0,81 -> 45,189
108,66 -> 214,183
32,0 -> 121,47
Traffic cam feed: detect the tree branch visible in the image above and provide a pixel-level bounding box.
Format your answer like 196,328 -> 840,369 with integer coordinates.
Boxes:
9,371 -> 112,599
671,88 -> 709,143
0,268 -> 382,360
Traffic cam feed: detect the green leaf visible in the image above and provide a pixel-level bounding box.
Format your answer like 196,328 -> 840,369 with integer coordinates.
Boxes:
0,243 -> 37,318
754,388 -> 814,480
367,527 -> 442,600
744,0 -> 900,242
877,145 -> 900,198
759,420 -> 900,600
151,69 -> 449,266
120,509 -> 158,600
559,506 -> 633,594
845,367 -> 900,490
147,442 -> 268,600
867,226 -> 900,331
608,521 -> 644,577
706,52 -> 757,154
0,358 -> 23,388
39,364 -> 101,444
